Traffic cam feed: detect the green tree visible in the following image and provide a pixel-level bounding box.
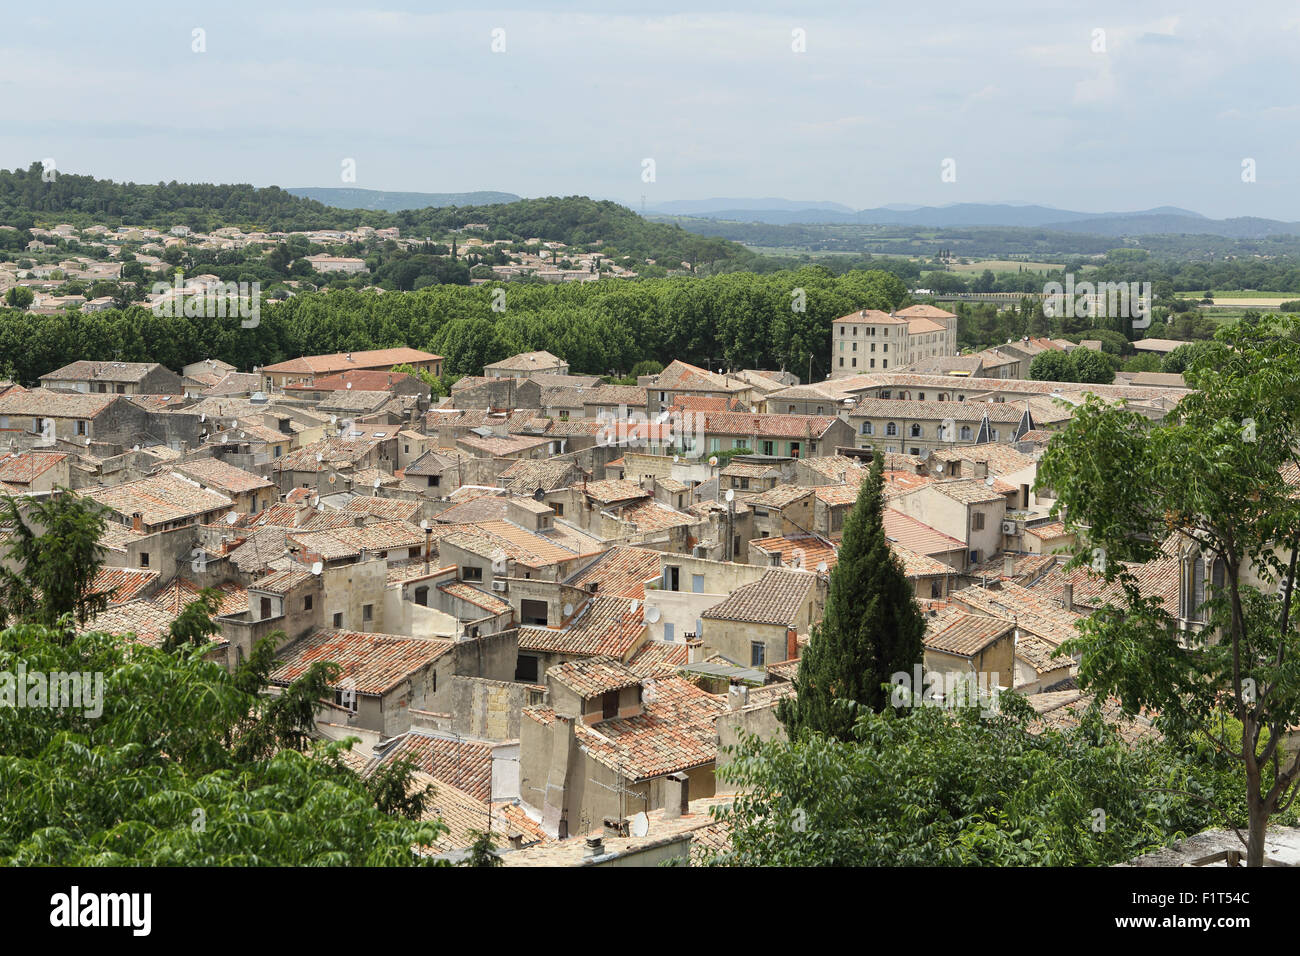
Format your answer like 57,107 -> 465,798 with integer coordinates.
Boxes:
461,829 -> 503,866
0,492 -> 111,632
777,460 -> 925,740
1028,350 -> 1071,382
707,695 -> 1255,866
4,286 -> 34,309
1037,314 -> 1300,866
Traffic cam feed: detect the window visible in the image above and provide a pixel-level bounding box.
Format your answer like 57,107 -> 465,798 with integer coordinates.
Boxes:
76,420 -> 88,436
427,475 -> 440,487
973,512 -> 985,531
303,595 -> 313,611
602,690 -> 619,720
664,566 -> 680,591
692,574 -> 705,593
882,360 -> 888,368
886,422 -> 898,437
334,689 -> 358,713
260,596 -> 272,618
514,654 -> 539,683
909,424 -> 922,438
362,604 -> 373,622
664,622 -> 675,641
139,552 -> 150,567
931,580 -> 942,598
463,566 -> 483,582
521,599 -> 548,626
750,641 -> 766,667
414,586 -> 429,606
762,441 -> 775,456
333,612 -> 343,627
960,426 -> 972,440
861,421 -> 873,436
789,442 -> 800,458
553,502 -> 564,516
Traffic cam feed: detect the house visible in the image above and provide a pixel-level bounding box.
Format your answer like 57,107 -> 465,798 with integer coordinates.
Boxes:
483,350 -> 569,379
173,457 -> 275,513
699,568 -> 822,667
39,360 -> 183,396
922,607 -> 1017,688
261,348 -> 442,389
82,472 -> 235,535
829,306 -> 959,379
520,671 -> 725,838
270,628 -> 455,736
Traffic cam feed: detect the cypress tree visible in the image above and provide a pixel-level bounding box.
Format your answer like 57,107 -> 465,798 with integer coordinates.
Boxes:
777,458 -> 926,741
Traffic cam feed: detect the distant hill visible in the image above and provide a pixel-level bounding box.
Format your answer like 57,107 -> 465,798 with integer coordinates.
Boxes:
287,186 -> 521,212
649,201 -> 1211,228
646,197 -> 856,216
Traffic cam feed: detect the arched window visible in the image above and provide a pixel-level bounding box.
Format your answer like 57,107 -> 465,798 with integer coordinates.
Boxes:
960,426 -> 972,440
910,424 -> 922,438
861,421 -> 874,436
886,422 -> 898,437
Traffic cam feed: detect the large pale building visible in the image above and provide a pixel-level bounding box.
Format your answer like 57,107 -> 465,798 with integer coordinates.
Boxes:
830,305 -> 959,380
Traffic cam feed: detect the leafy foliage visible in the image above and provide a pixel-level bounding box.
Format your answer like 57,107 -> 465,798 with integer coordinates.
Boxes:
707,696 -> 1255,866
1037,313 -> 1300,864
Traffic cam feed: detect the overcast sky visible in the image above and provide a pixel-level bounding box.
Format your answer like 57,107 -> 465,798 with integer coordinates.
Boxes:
5,0 -> 1299,218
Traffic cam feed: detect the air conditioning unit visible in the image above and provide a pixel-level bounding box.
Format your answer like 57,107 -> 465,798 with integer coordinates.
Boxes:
491,580 -> 507,592
1001,521 -> 1017,535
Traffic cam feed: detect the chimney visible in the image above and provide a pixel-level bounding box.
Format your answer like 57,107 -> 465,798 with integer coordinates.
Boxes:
584,836 -> 604,858
1062,582 -> 1073,610
727,683 -> 749,712
131,512 -> 143,533
974,461 -> 988,478
507,833 -> 524,851
663,772 -> 689,820
1003,553 -> 1015,577
686,638 -> 703,663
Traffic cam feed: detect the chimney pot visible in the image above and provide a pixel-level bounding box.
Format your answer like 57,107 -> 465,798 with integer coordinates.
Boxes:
584,836 -> 604,858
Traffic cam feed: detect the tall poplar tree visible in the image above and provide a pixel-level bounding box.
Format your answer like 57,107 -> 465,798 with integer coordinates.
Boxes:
778,458 -> 926,741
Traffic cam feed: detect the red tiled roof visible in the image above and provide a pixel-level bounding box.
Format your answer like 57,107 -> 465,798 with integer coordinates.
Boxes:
269,629 -> 453,696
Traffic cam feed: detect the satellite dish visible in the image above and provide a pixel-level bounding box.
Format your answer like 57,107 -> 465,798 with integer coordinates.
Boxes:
132,444 -> 140,452
225,512 -> 238,525
707,456 -> 718,467
315,453 -> 324,463
644,605 -> 661,623
725,488 -> 735,502
420,519 -> 429,530
816,561 -> 828,573
85,437 -> 91,446
345,382 -> 353,389
985,476 -> 996,487
629,812 -> 649,838
934,463 -> 945,474
330,415 -> 338,424
200,414 -> 206,422
672,454 -> 679,463
750,405 -> 758,413
310,561 -> 323,575
562,602 -> 574,617
533,487 -> 545,502
629,599 -> 640,615
239,431 -> 246,439
373,478 -> 381,489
